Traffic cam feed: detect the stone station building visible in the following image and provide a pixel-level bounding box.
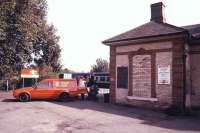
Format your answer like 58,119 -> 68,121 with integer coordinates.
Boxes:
103,2 -> 200,110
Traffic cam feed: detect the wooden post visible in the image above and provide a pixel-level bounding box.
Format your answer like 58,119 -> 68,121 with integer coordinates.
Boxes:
6,80 -> 9,92
22,78 -> 24,87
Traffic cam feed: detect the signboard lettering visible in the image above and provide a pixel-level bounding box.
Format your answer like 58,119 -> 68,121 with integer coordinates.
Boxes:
158,66 -> 170,85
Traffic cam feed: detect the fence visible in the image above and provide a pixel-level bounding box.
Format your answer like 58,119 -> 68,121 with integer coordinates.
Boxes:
0,79 -> 15,91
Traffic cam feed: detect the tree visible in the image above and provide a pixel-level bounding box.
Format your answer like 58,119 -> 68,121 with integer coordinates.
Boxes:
0,0 -> 61,81
91,58 -> 109,73
33,24 -> 62,72
60,68 -> 75,73
39,65 -> 58,79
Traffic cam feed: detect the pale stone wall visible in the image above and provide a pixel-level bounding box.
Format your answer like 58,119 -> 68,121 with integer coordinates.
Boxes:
116,55 -> 129,103
114,41 -> 174,108
190,54 -> 200,107
156,52 -> 173,107
116,41 -> 172,53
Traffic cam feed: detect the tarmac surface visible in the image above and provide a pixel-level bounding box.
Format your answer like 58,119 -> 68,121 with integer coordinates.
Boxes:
0,91 -> 200,133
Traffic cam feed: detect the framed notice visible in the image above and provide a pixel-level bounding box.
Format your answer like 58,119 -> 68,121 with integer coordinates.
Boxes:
158,65 -> 170,85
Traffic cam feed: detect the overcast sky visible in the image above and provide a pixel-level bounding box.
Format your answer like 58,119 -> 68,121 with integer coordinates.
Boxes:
47,0 -> 200,72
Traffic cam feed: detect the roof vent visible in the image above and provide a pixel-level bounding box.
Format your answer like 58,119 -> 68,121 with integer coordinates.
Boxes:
150,2 -> 166,23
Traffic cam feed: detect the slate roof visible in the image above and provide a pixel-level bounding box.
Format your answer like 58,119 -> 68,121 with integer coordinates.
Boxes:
182,24 -> 200,39
103,21 -> 187,44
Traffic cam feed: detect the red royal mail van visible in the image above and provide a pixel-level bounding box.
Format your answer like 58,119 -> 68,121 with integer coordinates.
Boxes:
13,78 -> 88,102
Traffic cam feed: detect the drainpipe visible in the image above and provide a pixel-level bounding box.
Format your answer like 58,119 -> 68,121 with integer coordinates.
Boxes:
183,32 -> 192,114
182,48 -> 186,113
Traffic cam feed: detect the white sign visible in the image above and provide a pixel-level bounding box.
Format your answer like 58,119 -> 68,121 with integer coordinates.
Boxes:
21,69 -> 39,78
63,73 -> 72,79
158,66 -> 170,85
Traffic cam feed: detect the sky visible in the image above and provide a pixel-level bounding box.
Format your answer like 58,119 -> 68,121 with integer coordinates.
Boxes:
47,0 -> 200,72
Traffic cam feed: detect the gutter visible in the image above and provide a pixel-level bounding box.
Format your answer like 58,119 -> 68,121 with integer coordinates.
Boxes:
103,31 -> 187,45
103,32 -> 188,46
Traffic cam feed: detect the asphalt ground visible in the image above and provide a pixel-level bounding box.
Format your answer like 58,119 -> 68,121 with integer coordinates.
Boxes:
0,91 -> 200,133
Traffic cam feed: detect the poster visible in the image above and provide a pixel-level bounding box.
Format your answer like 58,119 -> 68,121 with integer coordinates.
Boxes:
158,65 -> 170,85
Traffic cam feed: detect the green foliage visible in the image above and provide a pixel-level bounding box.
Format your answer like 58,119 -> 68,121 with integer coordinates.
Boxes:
91,58 -> 109,73
0,0 -> 61,80
60,68 -> 74,73
39,65 -> 58,79
33,24 -> 62,72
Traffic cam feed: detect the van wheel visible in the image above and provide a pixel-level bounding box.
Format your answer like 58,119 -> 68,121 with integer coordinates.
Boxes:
59,93 -> 70,102
19,93 -> 30,102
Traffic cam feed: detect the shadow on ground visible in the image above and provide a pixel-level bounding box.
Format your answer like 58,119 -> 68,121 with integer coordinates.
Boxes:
1,91 -> 200,132
51,99 -> 200,132
1,99 -> 18,102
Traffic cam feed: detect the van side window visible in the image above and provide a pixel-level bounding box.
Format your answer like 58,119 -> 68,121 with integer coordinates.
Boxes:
37,82 -> 49,88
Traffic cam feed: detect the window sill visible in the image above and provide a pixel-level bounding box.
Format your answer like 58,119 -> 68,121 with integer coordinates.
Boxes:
127,96 -> 158,102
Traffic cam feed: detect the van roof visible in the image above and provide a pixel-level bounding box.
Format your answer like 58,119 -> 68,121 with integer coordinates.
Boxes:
41,78 -> 76,82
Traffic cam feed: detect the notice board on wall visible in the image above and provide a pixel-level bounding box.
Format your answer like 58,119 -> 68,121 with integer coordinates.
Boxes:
158,65 -> 170,85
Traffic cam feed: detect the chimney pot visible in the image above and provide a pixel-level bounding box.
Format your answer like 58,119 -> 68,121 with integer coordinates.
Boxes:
150,2 -> 166,23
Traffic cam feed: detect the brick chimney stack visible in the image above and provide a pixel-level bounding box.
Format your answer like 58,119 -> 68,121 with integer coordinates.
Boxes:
150,2 -> 166,23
